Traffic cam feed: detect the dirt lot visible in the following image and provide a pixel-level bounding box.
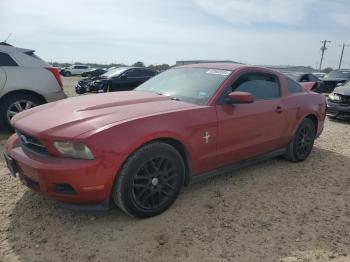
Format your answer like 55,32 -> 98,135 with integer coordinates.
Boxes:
0,77 -> 349,262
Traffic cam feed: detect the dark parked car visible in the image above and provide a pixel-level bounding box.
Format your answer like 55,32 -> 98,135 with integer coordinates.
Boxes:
326,80 -> 350,119
76,67 -> 157,94
322,69 -> 350,93
81,68 -> 108,78
281,71 -> 323,92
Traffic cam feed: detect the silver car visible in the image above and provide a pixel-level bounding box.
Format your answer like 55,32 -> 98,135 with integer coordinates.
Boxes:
0,42 -> 67,130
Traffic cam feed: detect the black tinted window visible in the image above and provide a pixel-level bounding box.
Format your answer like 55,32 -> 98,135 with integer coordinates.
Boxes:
0,52 -> 18,66
125,69 -> 138,77
232,73 -> 280,100
75,66 -> 88,69
308,74 -> 319,82
142,70 -> 156,77
300,74 -> 309,82
287,78 -> 304,93
125,69 -> 150,77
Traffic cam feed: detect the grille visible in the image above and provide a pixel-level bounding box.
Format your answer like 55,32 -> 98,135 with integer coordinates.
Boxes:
339,94 -> 350,105
16,131 -> 49,155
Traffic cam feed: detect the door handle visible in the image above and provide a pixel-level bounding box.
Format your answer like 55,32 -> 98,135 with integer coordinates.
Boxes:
275,106 -> 283,113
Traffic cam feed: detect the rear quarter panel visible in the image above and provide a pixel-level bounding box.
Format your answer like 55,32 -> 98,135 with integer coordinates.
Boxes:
282,91 -> 326,138
0,67 -> 62,97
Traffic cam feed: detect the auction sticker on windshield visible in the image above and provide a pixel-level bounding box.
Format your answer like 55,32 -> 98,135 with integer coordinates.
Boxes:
206,69 -> 231,76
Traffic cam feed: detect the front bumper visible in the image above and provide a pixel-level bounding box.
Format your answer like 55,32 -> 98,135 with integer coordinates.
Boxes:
326,101 -> 350,117
42,90 -> 67,103
5,134 -> 118,205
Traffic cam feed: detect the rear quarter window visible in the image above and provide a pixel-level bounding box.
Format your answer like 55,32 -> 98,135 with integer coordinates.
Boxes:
0,52 -> 18,66
287,78 -> 304,93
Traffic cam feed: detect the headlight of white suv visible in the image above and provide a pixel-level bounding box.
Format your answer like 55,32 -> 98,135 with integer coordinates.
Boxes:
328,93 -> 341,101
53,141 -> 94,160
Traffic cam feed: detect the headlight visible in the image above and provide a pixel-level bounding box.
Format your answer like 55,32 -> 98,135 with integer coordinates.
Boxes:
93,81 -> 104,87
328,93 -> 341,101
53,141 -> 94,160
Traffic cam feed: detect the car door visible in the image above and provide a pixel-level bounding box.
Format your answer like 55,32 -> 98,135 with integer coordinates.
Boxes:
110,69 -> 136,91
128,69 -> 150,88
215,72 -> 288,167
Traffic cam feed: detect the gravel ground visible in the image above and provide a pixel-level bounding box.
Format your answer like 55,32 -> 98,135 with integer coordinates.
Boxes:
0,77 -> 349,261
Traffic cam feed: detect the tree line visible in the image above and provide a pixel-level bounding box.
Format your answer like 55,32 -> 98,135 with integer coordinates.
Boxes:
50,61 -> 172,72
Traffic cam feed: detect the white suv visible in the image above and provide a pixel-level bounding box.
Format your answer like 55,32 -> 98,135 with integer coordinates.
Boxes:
60,64 -> 92,77
0,42 -> 67,130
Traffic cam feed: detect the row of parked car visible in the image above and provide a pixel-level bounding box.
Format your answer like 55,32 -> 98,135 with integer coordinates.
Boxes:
1,43 -> 350,132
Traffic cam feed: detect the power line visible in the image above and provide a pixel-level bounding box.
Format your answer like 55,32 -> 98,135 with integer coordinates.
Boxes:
319,40 -> 331,71
338,43 -> 349,70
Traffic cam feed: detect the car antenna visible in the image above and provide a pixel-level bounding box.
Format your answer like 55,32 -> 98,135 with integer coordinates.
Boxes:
4,33 -> 12,43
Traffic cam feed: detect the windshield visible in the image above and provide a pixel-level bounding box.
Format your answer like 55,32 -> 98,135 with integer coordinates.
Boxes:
325,70 -> 350,79
102,67 -> 129,78
135,68 -> 232,105
343,81 -> 350,88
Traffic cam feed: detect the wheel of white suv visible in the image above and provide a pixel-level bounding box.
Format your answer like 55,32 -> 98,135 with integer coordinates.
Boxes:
0,93 -> 42,131
64,71 -> 72,77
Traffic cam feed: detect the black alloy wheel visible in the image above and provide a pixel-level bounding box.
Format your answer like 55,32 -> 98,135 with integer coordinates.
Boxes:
283,118 -> 316,162
295,125 -> 314,159
113,142 -> 185,218
132,157 -> 179,210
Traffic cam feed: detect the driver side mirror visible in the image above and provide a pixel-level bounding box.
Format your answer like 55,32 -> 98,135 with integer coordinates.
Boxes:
119,74 -> 127,80
226,91 -> 255,104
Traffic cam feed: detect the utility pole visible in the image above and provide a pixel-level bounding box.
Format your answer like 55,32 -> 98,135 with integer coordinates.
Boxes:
319,40 -> 331,71
338,43 -> 349,70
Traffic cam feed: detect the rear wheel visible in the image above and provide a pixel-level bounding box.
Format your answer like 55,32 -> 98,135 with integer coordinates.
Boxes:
113,142 -> 185,218
0,93 -> 42,131
283,118 -> 316,162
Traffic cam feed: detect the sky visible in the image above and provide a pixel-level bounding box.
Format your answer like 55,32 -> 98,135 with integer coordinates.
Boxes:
1,0 -> 350,69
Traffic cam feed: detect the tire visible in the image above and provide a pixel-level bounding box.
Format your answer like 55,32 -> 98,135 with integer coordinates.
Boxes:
64,71 -> 72,77
113,142 -> 185,218
0,93 -> 42,131
283,118 -> 316,162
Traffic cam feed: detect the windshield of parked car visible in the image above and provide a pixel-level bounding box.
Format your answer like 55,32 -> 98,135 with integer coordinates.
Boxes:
325,70 -> 350,79
135,68 -> 232,105
102,67 -> 129,78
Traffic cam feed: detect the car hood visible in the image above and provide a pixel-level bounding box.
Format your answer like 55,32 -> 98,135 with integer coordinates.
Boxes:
333,85 -> 350,96
12,91 -> 197,138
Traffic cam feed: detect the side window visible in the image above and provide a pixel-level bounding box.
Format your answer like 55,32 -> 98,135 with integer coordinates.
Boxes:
125,69 -> 137,77
287,78 -> 304,93
126,69 -> 147,77
74,66 -> 87,69
300,74 -> 309,82
308,74 -> 319,82
232,73 -> 280,100
140,69 -> 154,77
0,52 -> 18,66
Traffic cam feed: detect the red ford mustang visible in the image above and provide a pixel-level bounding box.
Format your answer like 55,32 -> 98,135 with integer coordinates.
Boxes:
4,63 -> 326,218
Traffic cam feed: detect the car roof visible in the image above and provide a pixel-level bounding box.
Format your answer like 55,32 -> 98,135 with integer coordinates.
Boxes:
177,63 -> 245,71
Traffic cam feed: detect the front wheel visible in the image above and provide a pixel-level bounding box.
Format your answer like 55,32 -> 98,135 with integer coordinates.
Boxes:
283,118 -> 316,162
113,142 -> 185,218
64,71 -> 72,77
